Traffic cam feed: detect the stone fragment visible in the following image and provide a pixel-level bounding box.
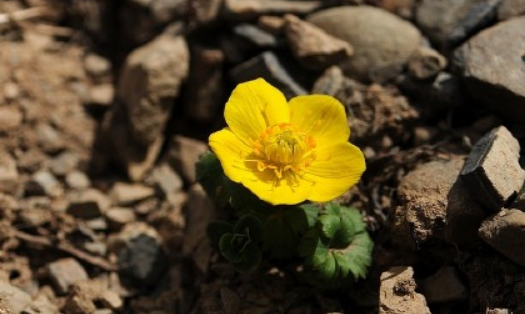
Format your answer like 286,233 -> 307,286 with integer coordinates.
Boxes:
104,207 -> 136,230
3,82 -> 20,101
109,182 -> 155,206
311,66 -> 345,96
234,24 -> 281,48
460,126 -> 525,211
183,185 -> 216,273
50,152 -> 79,177
36,123 -> 64,154
498,0 -> 525,20
182,45 -> 225,122
168,135 -> 208,183
486,310 -> 511,314
47,258 -> 89,295
26,170 -> 62,197
66,171 -> 91,190
88,84 -> 115,106
407,46 -> 447,80
63,281 -> 98,314
283,15 -> 353,71
308,6 -> 421,82
25,294 -> 60,314
422,267 -> 468,304
230,51 -> 307,99
111,34 -> 189,180
99,290 -> 123,310
223,0 -> 321,18
479,209 -> 525,267
84,53 -> 111,82
416,0 -> 500,51
151,163 -> 183,197
0,107 -> 23,132
0,280 -> 32,313
115,225 -> 168,285
379,266 -> 431,314
67,188 -> 110,219
257,15 -> 285,34
455,17 -> 525,123
0,152 -> 19,195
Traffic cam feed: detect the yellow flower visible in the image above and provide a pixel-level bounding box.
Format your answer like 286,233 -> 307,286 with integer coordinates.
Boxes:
209,78 -> 366,205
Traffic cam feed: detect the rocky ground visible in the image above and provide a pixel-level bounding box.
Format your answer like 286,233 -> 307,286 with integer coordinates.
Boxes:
1,0 -> 525,313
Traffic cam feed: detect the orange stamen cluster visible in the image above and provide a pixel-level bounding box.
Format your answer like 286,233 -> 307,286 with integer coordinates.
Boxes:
252,123 -> 316,180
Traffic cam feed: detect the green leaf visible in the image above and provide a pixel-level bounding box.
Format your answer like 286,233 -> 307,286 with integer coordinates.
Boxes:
318,214 -> 340,239
232,242 -> 262,272
219,233 -> 250,263
234,215 -> 263,243
207,221 -> 234,247
263,216 -> 298,259
195,152 -> 233,209
284,204 -> 319,235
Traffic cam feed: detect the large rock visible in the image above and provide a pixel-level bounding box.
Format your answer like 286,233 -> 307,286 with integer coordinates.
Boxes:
110,34 -> 189,180
416,0 -> 500,51
498,0 -> 525,20
395,157 -> 485,246
307,6 -> 421,82
379,267 -> 431,314
479,209 -> 525,266
455,17 -> 525,123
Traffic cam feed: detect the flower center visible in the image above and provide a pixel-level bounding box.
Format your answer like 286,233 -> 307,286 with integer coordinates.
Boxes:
252,123 -> 316,179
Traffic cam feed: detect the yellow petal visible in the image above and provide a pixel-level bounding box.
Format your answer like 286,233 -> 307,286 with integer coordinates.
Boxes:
289,95 -> 350,148
225,78 -> 290,146
304,142 -> 365,202
241,163 -> 312,205
209,128 -> 253,184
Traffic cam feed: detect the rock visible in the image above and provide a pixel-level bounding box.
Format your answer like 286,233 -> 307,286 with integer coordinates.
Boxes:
109,182 -> 155,206
67,188 -> 110,219
183,185 -> 215,273
379,266 -> 431,314
223,0 -> 321,18
455,17 -> 525,123
233,24 -> 281,48
308,6 -> 421,82
66,171 -> 91,190
460,126 -> 525,211
25,294 -> 60,314
168,135 -> 208,183
26,170 -> 63,198
182,45 -> 226,122
151,163 -> 183,197
479,209 -> 525,266
111,34 -> 189,180
407,46 -> 447,80
397,72 -> 466,109
36,123 -> 64,154
63,281 -> 98,314
396,156 -> 485,246
257,15 -> 285,35
230,51 -> 307,99
416,0 -> 500,51
84,53 -> 111,83
498,0 -> 525,20
47,258 -> 89,295
486,309 -> 511,314
283,14 -> 353,71
0,107 -> 23,132
0,280 -> 32,313
0,152 -> 19,195
88,84 -> 115,107
104,207 -> 136,230
188,0 -> 222,26
99,290 -> 123,310
50,152 -> 79,177
110,223 -> 167,279
311,66 -> 345,96
3,82 -> 20,101
422,266 -> 468,304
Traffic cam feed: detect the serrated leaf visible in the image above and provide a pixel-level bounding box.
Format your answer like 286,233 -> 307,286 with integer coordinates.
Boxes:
232,242 -> 262,272
284,204 -> 320,235
235,215 -> 263,243
318,253 -> 337,279
207,221 -> 234,247
324,202 -> 341,216
219,233 -> 250,263
344,232 -> 374,279
334,251 -> 351,278
318,214 -> 340,239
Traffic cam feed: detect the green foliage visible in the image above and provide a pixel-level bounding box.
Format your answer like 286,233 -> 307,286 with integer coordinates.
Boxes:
298,203 -> 374,290
197,152 -> 374,289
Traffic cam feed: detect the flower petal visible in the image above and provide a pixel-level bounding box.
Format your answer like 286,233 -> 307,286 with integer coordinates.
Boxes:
289,95 -> 350,148
304,142 -> 365,202
225,78 -> 290,145
241,164 -> 312,205
209,128 -> 253,184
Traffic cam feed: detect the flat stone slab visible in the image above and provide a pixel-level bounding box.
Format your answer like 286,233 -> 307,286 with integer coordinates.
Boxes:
460,126 -> 525,211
